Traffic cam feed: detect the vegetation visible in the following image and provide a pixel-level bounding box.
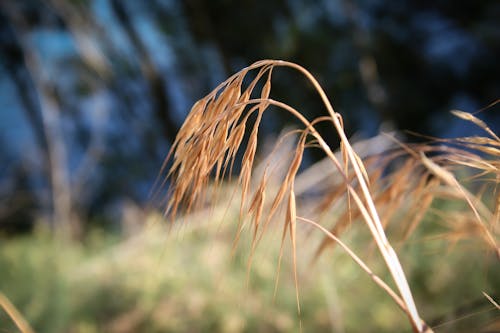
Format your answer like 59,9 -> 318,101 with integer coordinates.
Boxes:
0,210 -> 498,332
160,60 -> 499,332
1,1 -> 499,332
1,60 -> 498,332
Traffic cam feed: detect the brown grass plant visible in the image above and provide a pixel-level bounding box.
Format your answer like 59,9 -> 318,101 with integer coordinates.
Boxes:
0,291 -> 35,333
160,60 -> 499,332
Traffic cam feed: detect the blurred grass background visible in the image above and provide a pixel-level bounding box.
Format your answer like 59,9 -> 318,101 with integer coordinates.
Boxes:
1,204 -> 498,332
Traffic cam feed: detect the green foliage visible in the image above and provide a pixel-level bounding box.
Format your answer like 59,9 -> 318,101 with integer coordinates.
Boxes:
1,215 -> 498,332
0,222 -> 322,332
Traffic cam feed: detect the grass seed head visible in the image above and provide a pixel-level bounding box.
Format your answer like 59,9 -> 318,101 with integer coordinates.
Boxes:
162,60 -> 499,332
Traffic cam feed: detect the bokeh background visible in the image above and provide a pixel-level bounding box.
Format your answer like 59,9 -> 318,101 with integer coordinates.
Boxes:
1,0 -> 499,234
0,1 -> 499,332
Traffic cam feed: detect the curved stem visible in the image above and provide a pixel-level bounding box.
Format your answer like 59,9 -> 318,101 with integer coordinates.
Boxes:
272,60 -> 427,332
233,60 -> 428,331
298,216 -> 407,312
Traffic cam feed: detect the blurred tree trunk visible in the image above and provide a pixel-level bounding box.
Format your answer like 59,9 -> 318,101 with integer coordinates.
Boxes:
1,3 -> 78,238
0,10 -> 53,187
110,0 -> 179,143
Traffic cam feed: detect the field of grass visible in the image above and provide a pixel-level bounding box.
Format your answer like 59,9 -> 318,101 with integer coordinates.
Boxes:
1,60 -> 499,332
0,206 -> 498,333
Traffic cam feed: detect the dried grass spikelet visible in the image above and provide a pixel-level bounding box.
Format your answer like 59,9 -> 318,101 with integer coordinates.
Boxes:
161,60 -> 434,333
332,108 -> 499,259
418,109 -> 499,258
366,106 -> 499,258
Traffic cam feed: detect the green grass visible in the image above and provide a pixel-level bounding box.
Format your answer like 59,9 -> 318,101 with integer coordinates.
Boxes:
1,210 -> 498,332
0,219 -> 329,333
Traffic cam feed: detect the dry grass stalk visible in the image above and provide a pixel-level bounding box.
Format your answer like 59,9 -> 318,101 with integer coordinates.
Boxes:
312,116 -> 499,258
402,110 -> 499,257
483,292 -> 500,311
161,60 -> 435,332
0,291 -> 35,333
